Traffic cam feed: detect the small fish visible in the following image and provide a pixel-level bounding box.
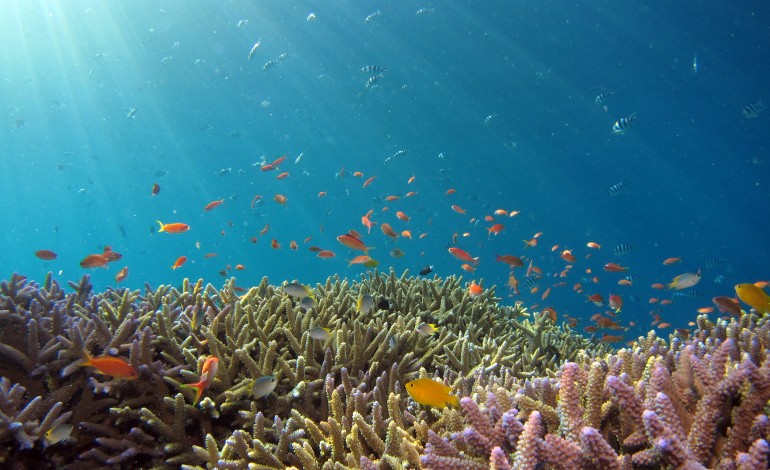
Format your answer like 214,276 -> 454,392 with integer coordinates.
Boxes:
284,282 -> 314,299
274,194 -> 287,205
151,183 -> 160,196
204,199 -> 224,211
263,60 -> 278,71
608,181 -> 627,196
595,90 -> 614,111
712,296 -> 742,317
495,254 -> 524,267
171,256 -> 187,270
668,270 -> 702,290
468,281 -> 483,297
364,10 -> 382,24
612,112 -> 637,134
613,243 -> 636,255
365,74 -> 384,89
300,296 -> 317,311
604,263 -> 629,272
405,378 -> 459,408
663,257 -> 681,265
390,247 -> 405,258
415,8 -> 435,15
180,356 -> 219,405
416,322 -> 438,336
743,100 -> 765,119
692,53 -> 698,73
247,41 -> 261,61
80,254 -> 110,269
361,65 -> 387,74
308,327 -> 331,341
252,375 -> 278,398
157,221 -> 190,233
735,283 -> 770,314
337,232 -> 372,253
357,294 -> 375,313
419,265 -> 433,276
115,267 -> 129,284
79,350 -> 138,380
35,249 -> 57,260
448,247 -> 478,264
44,423 -> 74,446
609,294 -> 623,312
191,306 -> 206,330
363,258 -> 380,268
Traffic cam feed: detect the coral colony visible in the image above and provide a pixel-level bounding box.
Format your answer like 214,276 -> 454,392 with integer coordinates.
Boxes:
0,270 -> 768,468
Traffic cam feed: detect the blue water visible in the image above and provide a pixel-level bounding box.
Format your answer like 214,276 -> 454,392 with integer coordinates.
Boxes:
1,1 -> 768,337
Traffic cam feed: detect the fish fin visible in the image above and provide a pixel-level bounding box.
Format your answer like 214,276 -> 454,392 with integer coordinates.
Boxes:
156,220 -> 165,232
180,381 -> 204,405
448,395 -> 460,407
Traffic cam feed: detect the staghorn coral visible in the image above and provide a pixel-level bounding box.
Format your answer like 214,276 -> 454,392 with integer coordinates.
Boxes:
422,314 -> 770,469
2,270 -> 767,469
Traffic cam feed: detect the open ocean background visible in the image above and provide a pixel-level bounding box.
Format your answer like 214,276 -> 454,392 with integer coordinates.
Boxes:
1,1 -> 768,339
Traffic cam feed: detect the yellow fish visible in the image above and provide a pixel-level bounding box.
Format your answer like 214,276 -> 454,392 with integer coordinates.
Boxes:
405,378 -> 459,408
735,283 -> 770,314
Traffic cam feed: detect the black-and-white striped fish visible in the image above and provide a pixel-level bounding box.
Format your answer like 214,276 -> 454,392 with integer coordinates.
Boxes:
743,100 -> 765,119
361,65 -> 387,74
416,8 -> 435,15
525,276 -> 540,289
672,289 -> 705,298
365,73 -> 384,89
613,243 -> 636,255
612,112 -> 637,134
608,181 -> 627,196
263,60 -> 277,71
595,90 -> 614,110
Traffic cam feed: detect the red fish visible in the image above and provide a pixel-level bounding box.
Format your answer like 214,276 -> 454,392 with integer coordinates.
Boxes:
450,205 -> 465,214
380,223 -> 398,240
495,254 -> 524,267
35,249 -> 58,260
181,356 -> 219,405
171,256 -> 187,270
151,183 -> 160,196
337,232 -> 372,254
80,254 -> 110,269
712,296 -> 741,317
115,267 -> 129,284
604,263 -> 628,272
317,250 -> 336,259
468,281 -> 483,297
487,223 -> 504,236
609,294 -> 623,312
587,293 -> 604,306
561,250 -> 576,263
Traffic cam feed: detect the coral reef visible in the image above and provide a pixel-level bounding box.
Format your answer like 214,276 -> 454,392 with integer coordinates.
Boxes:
0,270 -> 768,469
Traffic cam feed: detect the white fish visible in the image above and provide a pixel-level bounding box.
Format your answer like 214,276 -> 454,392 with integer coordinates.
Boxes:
308,327 -> 331,341
416,322 -> 438,336
248,41 -> 261,61
357,294 -> 374,313
307,12 -> 317,22
284,282 -> 313,299
668,270 -> 702,290
299,296 -> 316,311
692,53 -> 698,73
252,375 -> 278,398
45,424 -> 74,446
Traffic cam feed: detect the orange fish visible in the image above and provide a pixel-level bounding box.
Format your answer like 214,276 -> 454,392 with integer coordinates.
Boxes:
151,182 -> 160,196
234,264 -> 245,270
468,281 -> 483,297
274,194 -> 287,205
337,232 -> 372,254
651,283 -> 666,290
493,209 -> 507,216
181,356 -> 219,405
561,250 -> 576,263
115,267 -> 129,284
276,172 -> 289,180
35,249 -> 58,260
318,191 -> 327,198
662,257 -> 681,265
80,254 -> 110,269
450,205 -> 466,214
171,256 -> 187,270
697,307 -> 714,314
380,223 -> 398,240
352,171 -> 364,177
204,253 -> 218,258
407,175 -> 415,184
385,195 -> 400,201
445,188 -> 456,195
448,247 -> 478,264
271,239 -> 280,249
348,255 -> 372,266
618,279 -> 633,286
601,334 -> 625,343
361,209 -> 377,233
157,221 -> 190,233
261,164 -> 274,171
487,223 -> 504,236
204,199 -> 225,211
396,211 -> 410,222
460,263 -> 476,272
317,250 -> 336,259
406,191 -> 417,197
79,349 -> 138,380
260,223 -> 270,236
289,240 -> 298,250
363,175 -> 377,188
587,293 -> 604,306
523,238 -> 538,248
609,294 -> 623,312
586,242 -> 601,249
541,286 -> 552,301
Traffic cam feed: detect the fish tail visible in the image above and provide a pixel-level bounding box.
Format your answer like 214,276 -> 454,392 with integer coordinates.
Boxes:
156,220 -> 165,232
180,382 -> 204,405
78,349 -> 93,367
